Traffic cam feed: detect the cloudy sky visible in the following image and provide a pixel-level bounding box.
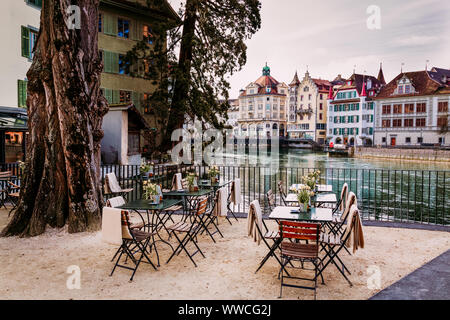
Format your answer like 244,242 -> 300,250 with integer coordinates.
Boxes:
168,0 -> 450,98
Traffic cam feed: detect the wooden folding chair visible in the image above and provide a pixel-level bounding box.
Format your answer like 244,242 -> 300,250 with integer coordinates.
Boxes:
6,181 -> 20,214
225,180 -> 239,224
110,209 -> 157,281
279,221 -> 323,300
201,190 -> 224,242
166,197 -> 209,267
278,181 -> 288,206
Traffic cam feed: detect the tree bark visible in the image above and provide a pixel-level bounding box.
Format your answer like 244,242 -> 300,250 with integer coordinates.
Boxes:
161,0 -> 198,151
1,0 -> 108,237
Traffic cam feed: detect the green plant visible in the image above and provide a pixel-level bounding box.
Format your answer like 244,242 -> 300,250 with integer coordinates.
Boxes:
297,185 -> 313,206
186,172 -> 197,186
208,166 -> 220,178
140,159 -> 153,173
143,181 -> 159,200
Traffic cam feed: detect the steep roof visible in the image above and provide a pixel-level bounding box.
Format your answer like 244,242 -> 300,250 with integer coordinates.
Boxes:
337,73 -> 383,94
240,64 -> 286,96
374,68 -> 450,99
377,63 -> 386,85
312,78 -> 332,93
289,72 -> 300,87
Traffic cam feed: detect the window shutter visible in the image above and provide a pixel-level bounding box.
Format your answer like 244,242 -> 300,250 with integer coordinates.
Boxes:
131,20 -> 140,41
18,80 -> 24,107
21,26 -> 30,58
132,92 -> 141,109
103,14 -> 117,36
112,90 -> 120,104
103,51 -> 111,73
112,52 -> 119,74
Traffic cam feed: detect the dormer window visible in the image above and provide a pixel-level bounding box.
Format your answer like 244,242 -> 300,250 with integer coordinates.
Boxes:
405,85 -> 411,94
398,85 -> 403,94
347,80 -> 352,85
367,79 -> 372,89
266,86 -> 271,93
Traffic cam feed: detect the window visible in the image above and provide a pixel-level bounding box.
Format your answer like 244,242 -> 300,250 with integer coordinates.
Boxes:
416,103 -> 426,113
21,26 -> 38,59
382,119 -> 391,128
319,113 -> 323,120
142,25 -> 153,44
405,137 -> 411,143
382,137 -> 386,143
119,90 -> 131,103
320,94 -> 323,100
128,132 -> 140,155
416,118 -> 426,127
405,85 -> 411,94
382,105 -> 391,114
393,119 -> 402,127
118,54 -> 130,75
17,80 -> 28,108
118,18 -> 130,38
319,103 -> 323,110
308,94 -> 312,100
404,119 -> 414,127
300,95 -> 303,101
438,101 -> 448,113
99,14 -> 103,32
404,104 -> 414,114
417,137 -> 423,144
398,85 -> 403,94
27,0 -> 42,7
393,104 -> 402,114
437,117 -> 448,127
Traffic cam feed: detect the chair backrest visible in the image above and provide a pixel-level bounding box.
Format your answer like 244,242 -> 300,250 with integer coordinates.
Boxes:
266,189 -> 275,210
0,171 -> 12,178
196,197 -> 209,216
280,221 -> 320,243
341,191 -> 357,223
277,181 -> 286,198
106,196 -> 126,208
339,183 -> 348,209
106,172 -> 122,193
120,210 -> 133,240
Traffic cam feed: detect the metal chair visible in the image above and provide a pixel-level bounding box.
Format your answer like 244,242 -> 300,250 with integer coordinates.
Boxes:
110,209 -> 157,281
166,197 -> 209,267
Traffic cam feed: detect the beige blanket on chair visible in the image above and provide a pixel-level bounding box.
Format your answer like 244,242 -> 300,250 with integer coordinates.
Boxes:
172,173 -> 183,191
339,183 -> 348,211
247,200 -> 262,245
344,205 -> 365,253
230,179 -> 242,205
101,207 -> 122,245
213,187 -> 228,217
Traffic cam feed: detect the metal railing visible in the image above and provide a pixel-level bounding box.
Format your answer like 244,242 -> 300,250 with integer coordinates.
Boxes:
2,163 -> 449,226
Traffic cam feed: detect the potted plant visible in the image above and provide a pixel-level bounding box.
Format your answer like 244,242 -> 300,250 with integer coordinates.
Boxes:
208,166 -> 220,184
140,159 -> 153,179
143,181 -> 160,204
297,185 -> 313,212
186,172 -> 198,192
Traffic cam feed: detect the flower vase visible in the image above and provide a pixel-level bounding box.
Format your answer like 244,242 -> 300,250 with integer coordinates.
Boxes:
299,203 -> 308,213
189,185 -> 195,193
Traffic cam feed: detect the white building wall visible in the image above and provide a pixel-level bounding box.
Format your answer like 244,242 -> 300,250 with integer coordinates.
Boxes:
0,1 -> 41,107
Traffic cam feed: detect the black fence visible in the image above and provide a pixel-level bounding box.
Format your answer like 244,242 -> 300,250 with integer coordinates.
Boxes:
2,163 -> 449,226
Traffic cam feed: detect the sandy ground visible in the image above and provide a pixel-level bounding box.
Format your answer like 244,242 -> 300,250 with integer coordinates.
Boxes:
0,209 -> 449,300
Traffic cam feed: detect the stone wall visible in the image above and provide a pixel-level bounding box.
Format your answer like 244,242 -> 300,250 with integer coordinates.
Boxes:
354,147 -> 450,162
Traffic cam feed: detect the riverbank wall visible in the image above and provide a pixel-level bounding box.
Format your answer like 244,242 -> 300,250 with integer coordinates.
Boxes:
354,147 -> 450,163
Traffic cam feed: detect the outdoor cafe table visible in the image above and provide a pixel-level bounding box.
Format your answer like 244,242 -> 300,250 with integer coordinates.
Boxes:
197,179 -> 232,192
284,192 -> 337,208
290,184 -> 333,193
269,206 -> 333,224
163,188 -> 215,214
118,198 -> 183,266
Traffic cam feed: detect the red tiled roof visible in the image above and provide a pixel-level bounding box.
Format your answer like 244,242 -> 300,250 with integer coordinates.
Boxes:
374,68 -> 450,99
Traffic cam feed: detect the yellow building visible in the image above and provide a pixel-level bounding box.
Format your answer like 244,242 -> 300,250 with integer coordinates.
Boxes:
238,64 -> 288,138
98,0 -> 179,149
287,71 -> 332,145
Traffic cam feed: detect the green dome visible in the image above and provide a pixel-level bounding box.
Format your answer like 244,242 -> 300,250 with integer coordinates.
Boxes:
262,63 -> 270,76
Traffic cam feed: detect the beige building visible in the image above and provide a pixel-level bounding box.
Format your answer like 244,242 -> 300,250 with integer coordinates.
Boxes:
287,71 -> 331,145
238,64 -> 288,138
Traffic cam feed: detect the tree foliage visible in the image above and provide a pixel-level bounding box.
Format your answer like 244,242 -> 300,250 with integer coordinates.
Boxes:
126,0 -> 261,153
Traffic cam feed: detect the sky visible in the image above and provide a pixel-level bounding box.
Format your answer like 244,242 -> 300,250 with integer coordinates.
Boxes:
168,0 -> 450,98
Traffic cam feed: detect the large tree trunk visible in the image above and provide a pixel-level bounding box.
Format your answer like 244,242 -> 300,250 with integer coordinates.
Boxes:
161,0 -> 198,151
1,0 -> 108,237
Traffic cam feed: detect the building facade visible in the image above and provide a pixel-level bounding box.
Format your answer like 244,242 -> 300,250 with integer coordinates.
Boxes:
327,68 -> 385,146
226,99 -> 240,135
373,67 -> 450,147
238,64 -> 288,138
1,1 -> 41,109
287,71 -> 331,145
